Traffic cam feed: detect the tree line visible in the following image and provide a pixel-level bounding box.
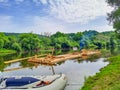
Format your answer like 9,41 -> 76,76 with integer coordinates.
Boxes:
0,30 -> 119,53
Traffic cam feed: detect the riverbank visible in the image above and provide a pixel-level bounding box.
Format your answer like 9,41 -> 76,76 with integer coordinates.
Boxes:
81,55 -> 120,90
0,49 -> 16,56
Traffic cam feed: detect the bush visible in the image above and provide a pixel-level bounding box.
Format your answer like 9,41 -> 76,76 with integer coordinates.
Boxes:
0,39 -> 4,49
12,43 -> 22,52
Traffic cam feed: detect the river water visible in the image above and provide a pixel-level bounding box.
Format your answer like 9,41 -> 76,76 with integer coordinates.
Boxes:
0,51 -> 109,90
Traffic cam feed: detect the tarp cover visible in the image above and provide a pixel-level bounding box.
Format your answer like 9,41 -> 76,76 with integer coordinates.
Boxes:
6,77 -> 39,86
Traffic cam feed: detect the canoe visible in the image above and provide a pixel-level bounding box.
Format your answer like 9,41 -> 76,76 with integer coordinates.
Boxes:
0,74 -> 67,90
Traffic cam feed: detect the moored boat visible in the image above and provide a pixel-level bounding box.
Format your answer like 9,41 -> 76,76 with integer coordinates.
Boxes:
0,74 -> 67,90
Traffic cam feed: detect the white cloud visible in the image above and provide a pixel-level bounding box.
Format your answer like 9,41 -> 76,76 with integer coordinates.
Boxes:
0,15 -> 28,33
0,0 -> 4,2
0,0 -> 114,33
25,16 -> 68,34
92,25 -> 114,32
40,0 -> 47,4
0,16 -> 14,31
0,0 -> 8,2
0,15 -> 68,33
0,16 -> 114,34
0,0 -> 113,24
71,24 -> 114,33
25,16 -> 114,34
47,0 -> 112,23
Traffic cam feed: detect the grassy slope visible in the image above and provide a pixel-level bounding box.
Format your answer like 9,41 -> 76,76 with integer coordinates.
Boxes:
81,55 -> 120,90
0,49 -> 16,56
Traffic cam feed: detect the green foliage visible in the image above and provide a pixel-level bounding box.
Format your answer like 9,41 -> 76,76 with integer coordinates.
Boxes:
73,32 -> 83,41
106,0 -> 120,38
0,33 -> 9,48
51,32 -> 80,49
0,60 -> 7,71
11,43 -> 22,52
0,49 -> 16,56
51,31 -> 66,38
81,55 -> 120,90
19,33 -> 40,51
0,30 -> 119,53
0,39 -> 4,49
106,0 -> 120,8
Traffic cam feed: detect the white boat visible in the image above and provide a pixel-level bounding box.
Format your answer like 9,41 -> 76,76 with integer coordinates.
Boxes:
0,74 -> 67,90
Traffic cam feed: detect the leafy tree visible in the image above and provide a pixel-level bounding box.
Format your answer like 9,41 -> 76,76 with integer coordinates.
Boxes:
93,34 -> 110,48
11,42 -> 22,52
5,36 -> 17,49
109,37 -> 115,48
51,31 -> 79,49
19,33 -> 40,51
106,0 -> 120,38
51,31 -> 66,38
80,30 -> 98,49
55,43 -> 61,49
41,37 -> 52,49
73,32 -> 83,41
0,33 -> 10,49
0,39 -> 4,49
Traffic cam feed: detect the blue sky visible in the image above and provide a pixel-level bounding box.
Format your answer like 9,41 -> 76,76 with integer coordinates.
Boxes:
0,0 -> 113,34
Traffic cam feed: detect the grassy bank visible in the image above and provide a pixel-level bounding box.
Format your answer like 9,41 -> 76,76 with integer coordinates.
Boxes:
0,49 -> 16,56
81,55 -> 120,90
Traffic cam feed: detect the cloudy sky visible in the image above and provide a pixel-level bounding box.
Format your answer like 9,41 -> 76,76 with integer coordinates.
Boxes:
0,0 -> 113,34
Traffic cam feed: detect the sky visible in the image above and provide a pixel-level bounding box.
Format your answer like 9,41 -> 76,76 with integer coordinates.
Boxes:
0,0 -> 114,34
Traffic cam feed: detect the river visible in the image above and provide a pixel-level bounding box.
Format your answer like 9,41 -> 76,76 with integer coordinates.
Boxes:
0,48 -> 119,90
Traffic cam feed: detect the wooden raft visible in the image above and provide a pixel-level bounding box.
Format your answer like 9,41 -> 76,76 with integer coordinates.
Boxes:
28,50 -> 100,64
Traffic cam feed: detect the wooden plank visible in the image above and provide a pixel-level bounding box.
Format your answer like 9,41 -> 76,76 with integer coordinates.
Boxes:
51,54 -> 82,63
4,54 -> 47,64
3,66 -> 32,72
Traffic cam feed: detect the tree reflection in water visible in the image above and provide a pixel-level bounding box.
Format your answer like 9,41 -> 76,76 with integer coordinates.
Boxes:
0,48 -> 120,72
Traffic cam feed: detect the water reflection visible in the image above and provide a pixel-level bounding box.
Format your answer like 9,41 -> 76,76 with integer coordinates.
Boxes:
0,57 -> 109,90
0,48 -> 119,90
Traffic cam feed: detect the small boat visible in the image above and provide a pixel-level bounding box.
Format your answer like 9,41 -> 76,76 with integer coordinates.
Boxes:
0,74 -> 67,90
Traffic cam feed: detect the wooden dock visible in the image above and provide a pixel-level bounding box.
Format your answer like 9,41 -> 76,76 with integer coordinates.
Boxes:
28,50 -> 101,64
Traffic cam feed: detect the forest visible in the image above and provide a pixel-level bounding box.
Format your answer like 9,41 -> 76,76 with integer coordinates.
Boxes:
0,30 -> 120,55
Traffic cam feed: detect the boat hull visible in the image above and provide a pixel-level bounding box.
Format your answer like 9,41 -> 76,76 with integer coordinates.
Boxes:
1,74 -> 67,90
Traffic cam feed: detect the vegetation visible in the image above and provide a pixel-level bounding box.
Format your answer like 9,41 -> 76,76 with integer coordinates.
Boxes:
106,0 -> 120,38
0,31 -> 119,55
80,1 -> 120,89
0,49 -> 16,56
81,55 -> 120,90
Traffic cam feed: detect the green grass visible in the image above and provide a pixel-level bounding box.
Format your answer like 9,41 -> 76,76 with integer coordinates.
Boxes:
0,49 -> 16,56
81,55 -> 120,90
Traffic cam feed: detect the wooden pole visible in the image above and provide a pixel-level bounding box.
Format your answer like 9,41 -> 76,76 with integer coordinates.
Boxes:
4,54 -> 47,64
51,66 -> 55,75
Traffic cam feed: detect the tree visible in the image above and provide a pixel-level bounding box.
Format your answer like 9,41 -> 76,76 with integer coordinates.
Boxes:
51,31 -> 66,38
19,33 -> 40,51
109,37 -> 115,48
0,32 -> 10,49
106,0 -> 120,38
73,32 -> 83,41
0,39 -> 4,49
12,43 -> 22,52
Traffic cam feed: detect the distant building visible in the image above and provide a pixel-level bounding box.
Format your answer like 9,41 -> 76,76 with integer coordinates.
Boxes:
73,47 -> 78,51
